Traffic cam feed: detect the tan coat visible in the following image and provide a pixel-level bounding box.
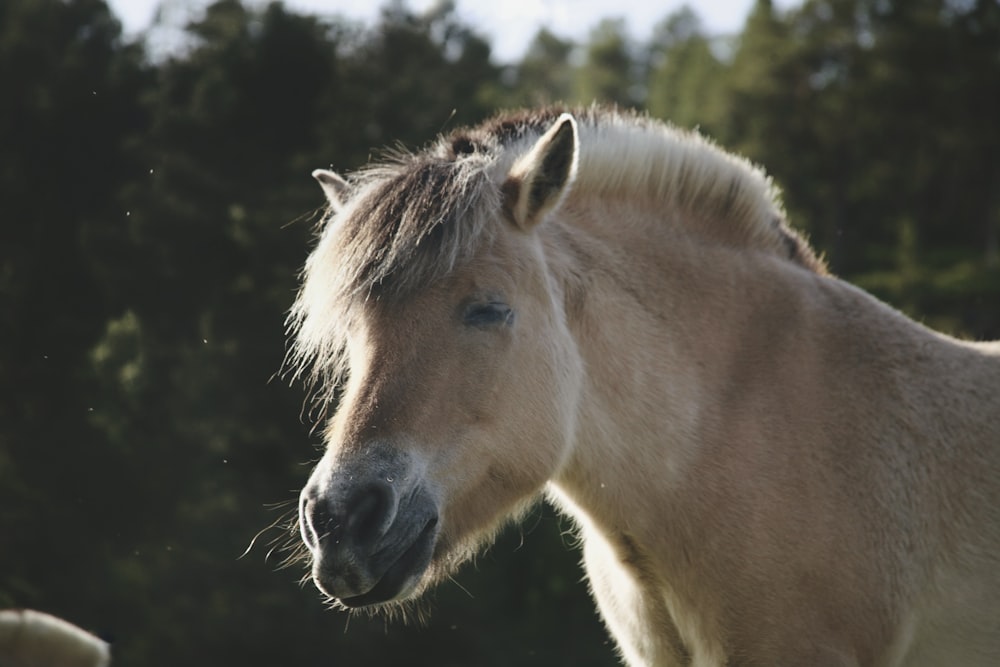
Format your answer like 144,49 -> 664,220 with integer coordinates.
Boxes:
292,107 -> 1000,666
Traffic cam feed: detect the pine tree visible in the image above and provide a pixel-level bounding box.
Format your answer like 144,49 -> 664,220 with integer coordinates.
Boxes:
575,18 -> 641,107
511,28 -> 576,106
646,7 -> 726,133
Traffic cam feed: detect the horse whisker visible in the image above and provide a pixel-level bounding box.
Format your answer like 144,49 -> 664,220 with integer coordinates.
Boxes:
447,574 -> 474,600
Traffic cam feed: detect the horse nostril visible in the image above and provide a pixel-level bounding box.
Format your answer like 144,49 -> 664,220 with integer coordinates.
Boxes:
300,493 -> 339,552
346,482 -> 395,545
299,480 -> 398,554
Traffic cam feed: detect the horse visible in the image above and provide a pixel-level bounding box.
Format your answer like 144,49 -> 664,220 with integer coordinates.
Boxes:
288,106 -> 1000,666
0,609 -> 110,667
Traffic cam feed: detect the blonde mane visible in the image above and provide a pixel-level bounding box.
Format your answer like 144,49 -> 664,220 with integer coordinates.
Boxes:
288,106 -> 825,404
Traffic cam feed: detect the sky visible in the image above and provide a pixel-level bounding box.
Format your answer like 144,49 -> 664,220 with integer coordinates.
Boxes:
107,0 -> 801,62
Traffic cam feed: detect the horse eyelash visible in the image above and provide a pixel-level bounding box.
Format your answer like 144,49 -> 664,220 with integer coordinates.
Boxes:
462,301 -> 514,327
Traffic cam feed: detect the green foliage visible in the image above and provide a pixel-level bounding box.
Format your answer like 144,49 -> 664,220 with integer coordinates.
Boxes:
1,0 -> 998,665
713,0 -> 1000,280
574,19 -> 641,108
509,28 -> 576,106
646,7 -> 727,132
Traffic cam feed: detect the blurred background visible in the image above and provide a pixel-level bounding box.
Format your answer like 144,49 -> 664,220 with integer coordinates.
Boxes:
1,0 -> 998,664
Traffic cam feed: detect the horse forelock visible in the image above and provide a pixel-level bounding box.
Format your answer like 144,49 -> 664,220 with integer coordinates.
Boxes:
288,105 -> 826,404
287,146 -> 502,403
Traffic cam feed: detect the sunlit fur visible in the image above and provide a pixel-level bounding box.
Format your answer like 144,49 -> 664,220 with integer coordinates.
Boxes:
287,106 -> 1000,666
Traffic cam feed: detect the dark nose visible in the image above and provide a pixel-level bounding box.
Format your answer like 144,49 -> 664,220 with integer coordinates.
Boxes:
299,480 -> 397,554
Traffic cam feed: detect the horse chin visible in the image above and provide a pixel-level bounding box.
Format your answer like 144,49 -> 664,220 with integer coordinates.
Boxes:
317,489 -> 530,612
332,517 -> 439,609
334,525 -> 479,613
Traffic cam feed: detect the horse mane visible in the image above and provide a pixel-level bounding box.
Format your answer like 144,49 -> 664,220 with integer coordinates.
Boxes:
288,106 -> 826,403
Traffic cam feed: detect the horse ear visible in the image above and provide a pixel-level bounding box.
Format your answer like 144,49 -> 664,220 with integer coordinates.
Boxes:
503,113 -> 579,231
312,169 -> 350,211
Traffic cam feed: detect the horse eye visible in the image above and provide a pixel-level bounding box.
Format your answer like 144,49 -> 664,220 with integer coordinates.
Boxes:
463,301 -> 513,328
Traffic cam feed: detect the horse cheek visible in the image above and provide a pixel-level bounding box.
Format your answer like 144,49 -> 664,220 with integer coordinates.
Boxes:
504,316 -> 583,485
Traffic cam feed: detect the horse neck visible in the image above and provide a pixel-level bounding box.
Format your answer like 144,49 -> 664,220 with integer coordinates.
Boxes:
543,193 -> 824,532
544,192 -> 998,542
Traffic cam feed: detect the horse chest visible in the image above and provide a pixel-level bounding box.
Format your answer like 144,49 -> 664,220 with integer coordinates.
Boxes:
581,528 -> 726,667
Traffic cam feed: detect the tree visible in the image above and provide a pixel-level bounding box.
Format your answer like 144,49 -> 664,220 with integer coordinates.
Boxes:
335,0 -> 501,150
510,28 -> 576,106
575,18 -> 641,107
0,0 -> 148,621
721,0 -> 885,272
646,6 -> 726,132
718,0 -> 1000,335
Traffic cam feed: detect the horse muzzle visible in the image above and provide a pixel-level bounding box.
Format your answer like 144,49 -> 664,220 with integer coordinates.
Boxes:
298,454 -> 439,608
